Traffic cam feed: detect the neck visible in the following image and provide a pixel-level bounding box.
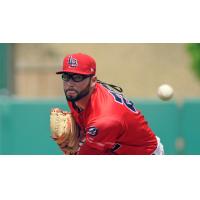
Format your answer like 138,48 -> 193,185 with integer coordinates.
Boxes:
75,87 -> 95,110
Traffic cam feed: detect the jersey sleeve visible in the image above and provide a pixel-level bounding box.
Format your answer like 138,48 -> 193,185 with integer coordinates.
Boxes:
77,113 -> 158,155
78,117 -> 123,155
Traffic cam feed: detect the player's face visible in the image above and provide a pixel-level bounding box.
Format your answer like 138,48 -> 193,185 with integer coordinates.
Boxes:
62,73 -> 96,102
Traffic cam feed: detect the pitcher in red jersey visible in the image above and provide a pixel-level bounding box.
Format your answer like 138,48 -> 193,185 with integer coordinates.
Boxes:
54,53 -> 164,155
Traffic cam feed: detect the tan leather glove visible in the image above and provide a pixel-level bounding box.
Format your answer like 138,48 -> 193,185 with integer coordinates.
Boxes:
50,108 -> 79,155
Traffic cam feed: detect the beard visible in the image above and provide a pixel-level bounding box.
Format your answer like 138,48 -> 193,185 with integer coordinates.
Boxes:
64,81 -> 91,102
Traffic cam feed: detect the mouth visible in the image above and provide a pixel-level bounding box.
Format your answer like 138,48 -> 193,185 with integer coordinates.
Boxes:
67,91 -> 77,96
65,89 -> 78,96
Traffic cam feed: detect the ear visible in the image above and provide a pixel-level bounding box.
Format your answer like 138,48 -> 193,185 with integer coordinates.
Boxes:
91,76 -> 97,87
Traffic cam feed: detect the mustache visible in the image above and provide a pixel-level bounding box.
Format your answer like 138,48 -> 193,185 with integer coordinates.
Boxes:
64,89 -> 79,94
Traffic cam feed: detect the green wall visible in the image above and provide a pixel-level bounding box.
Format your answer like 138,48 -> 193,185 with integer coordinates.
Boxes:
0,44 -> 11,94
135,100 -> 180,154
0,97 -> 200,155
0,98 -> 69,155
181,100 -> 200,154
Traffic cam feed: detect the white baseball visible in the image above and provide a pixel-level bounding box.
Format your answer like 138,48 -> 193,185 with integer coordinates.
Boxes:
157,84 -> 174,100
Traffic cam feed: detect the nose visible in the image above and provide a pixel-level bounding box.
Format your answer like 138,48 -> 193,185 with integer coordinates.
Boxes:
64,79 -> 75,89
67,79 -> 74,84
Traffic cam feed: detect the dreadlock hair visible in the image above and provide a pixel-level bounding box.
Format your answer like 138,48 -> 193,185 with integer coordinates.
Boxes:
97,80 -> 123,93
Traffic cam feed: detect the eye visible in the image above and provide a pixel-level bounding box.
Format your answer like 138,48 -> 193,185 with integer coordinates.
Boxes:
73,74 -> 84,82
62,74 -> 70,81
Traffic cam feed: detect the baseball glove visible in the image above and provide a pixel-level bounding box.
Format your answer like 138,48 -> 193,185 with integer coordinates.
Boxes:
50,108 -> 79,155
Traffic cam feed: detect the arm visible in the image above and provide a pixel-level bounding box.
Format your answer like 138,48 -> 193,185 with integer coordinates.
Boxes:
77,118 -> 123,155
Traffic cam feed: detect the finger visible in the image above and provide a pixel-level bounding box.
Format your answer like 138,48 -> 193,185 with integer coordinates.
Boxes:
60,140 -> 70,148
51,133 -> 58,140
61,148 -> 70,155
56,134 -> 69,145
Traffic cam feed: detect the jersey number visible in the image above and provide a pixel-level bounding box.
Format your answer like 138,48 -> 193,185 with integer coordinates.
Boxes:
109,91 -> 137,113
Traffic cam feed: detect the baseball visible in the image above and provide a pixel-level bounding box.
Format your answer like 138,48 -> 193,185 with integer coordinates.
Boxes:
157,84 -> 174,100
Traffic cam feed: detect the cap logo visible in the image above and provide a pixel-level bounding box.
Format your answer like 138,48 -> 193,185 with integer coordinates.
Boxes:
68,56 -> 78,67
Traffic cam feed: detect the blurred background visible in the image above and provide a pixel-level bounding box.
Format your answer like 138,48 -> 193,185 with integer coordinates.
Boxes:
0,43 -> 200,155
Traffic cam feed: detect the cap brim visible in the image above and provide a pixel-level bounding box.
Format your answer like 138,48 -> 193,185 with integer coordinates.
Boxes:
56,71 -> 65,74
56,68 -> 95,75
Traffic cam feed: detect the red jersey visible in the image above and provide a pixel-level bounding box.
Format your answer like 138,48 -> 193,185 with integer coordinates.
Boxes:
68,83 -> 157,155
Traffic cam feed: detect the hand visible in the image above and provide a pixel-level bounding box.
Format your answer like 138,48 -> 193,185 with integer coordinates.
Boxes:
51,133 -> 72,154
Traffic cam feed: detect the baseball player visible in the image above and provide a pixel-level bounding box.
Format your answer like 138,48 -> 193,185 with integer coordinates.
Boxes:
52,53 -> 164,155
